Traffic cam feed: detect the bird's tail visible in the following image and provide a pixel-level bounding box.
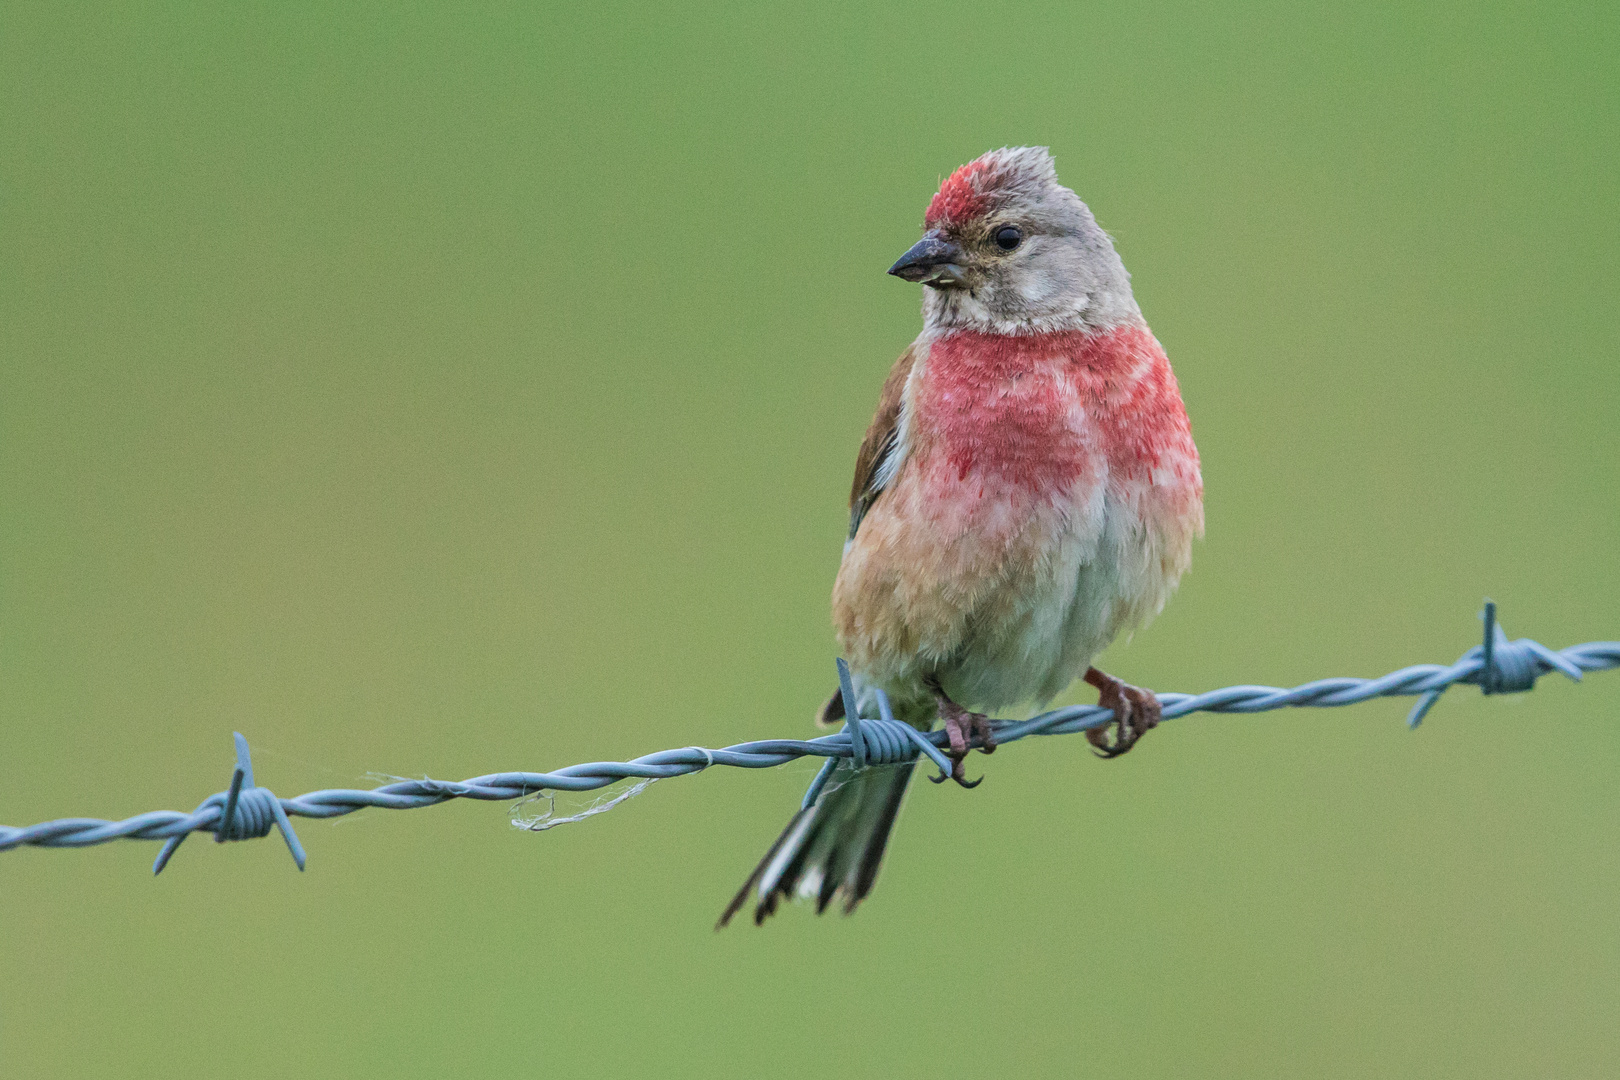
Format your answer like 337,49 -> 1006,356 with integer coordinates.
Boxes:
717,759 -> 917,927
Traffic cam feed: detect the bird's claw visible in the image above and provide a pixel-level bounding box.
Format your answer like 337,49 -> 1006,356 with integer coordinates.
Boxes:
928,759 -> 984,787
1084,671 -> 1161,759
932,693 -> 995,788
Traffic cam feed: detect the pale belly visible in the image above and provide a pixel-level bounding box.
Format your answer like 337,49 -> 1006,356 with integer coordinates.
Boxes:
831,451 -> 1187,720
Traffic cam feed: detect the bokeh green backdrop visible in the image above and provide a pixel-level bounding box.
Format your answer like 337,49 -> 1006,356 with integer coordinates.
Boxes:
3,3 -> 1617,1077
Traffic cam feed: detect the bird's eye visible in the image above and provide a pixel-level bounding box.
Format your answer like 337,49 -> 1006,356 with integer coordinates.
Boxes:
993,225 -> 1023,251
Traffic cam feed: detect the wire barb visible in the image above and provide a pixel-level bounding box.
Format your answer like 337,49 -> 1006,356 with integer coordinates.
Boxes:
1,602 -> 1614,871
1406,601 -> 1586,728
151,733 -> 306,875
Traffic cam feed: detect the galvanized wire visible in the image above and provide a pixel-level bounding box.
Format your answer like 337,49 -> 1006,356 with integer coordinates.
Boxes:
2,603 -> 1615,874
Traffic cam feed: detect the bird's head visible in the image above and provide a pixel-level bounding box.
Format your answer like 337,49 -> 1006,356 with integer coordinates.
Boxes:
890,147 -> 1140,334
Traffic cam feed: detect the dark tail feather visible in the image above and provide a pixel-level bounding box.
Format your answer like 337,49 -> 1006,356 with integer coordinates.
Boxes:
717,761 -> 917,928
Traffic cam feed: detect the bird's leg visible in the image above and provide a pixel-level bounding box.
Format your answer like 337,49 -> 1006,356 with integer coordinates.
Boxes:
1083,667 -> 1162,758
925,677 -> 995,788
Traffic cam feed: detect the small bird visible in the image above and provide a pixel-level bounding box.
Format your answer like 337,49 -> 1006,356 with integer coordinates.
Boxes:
720,148 -> 1203,926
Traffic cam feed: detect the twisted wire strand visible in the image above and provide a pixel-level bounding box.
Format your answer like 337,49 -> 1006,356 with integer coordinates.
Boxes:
3,606 -> 1615,873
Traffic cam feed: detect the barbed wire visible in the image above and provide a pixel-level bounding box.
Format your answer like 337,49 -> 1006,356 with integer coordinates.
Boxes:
2,602 -> 1614,874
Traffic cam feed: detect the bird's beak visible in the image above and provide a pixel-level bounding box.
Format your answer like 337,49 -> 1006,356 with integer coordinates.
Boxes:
888,234 -> 968,287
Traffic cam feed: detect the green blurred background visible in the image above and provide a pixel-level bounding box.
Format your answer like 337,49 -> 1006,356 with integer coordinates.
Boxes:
3,2 -> 1617,1076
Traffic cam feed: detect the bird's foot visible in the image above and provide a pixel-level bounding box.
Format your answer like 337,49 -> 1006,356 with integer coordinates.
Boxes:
1083,667 -> 1161,759
928,686 -> 995,788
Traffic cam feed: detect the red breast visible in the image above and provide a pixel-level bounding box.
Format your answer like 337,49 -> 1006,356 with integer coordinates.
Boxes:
914,326 -> 1200,501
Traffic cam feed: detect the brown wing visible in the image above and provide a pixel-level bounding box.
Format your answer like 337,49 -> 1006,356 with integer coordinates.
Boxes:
846,343 -> 917,542
816,343 -> 918,728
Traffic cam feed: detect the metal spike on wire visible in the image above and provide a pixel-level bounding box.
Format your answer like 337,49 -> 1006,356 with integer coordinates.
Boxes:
151,732 -> 306,874
1,601 -> 1615,872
